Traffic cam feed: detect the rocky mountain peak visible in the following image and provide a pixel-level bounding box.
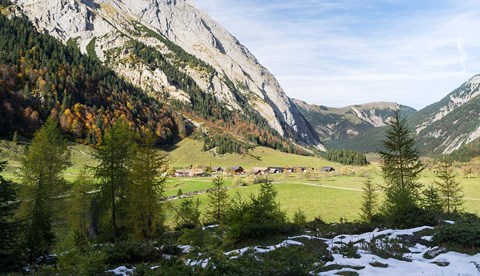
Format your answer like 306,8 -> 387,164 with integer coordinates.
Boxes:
13,0 -> 321,148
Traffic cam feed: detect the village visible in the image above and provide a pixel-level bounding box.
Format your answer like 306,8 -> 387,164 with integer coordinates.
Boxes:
172,165 -> 336,177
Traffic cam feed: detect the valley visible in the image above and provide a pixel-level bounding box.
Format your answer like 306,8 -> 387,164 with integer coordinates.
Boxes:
1,0 -> 480,275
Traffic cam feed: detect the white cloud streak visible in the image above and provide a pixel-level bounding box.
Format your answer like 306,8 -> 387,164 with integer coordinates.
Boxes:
192,0 -> 480,109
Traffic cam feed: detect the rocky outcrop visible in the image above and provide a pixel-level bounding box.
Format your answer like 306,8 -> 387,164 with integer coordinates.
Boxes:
12,0 -> 321,147
412,75 -> 480,154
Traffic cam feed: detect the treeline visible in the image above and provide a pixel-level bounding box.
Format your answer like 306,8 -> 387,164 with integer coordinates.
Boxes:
202,133 -> 253,154
0,13 -> 176,144
324,149 -> 368,166
445,137 -> 480,162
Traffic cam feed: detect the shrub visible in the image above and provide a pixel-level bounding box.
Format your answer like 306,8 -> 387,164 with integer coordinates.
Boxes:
103,241 -> 162,265
433,222 -> 480,250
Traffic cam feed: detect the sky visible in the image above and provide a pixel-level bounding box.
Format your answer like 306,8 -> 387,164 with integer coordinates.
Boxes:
192,0 -> 480,110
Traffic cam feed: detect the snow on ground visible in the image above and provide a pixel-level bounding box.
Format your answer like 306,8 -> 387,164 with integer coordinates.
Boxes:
107,266 -> 134,275
224,239 -> 304,257
317,226 -> 480,275
107,225 -> 480,275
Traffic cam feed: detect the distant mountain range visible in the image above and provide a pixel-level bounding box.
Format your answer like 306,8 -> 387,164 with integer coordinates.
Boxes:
297,75 -> 480,156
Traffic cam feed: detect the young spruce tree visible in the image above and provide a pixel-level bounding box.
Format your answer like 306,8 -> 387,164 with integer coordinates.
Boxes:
207,176 -> 229,224
20,117 -> 70,260
94,120 -> 134,241
127,131 -> 168,240
380,111 -> 424,226
434,162 -> 463,213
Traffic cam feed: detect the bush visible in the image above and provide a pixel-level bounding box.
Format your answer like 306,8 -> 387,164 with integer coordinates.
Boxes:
103,241 -> 162,265
433,222 -> 480,250
381,206 -> 438,228
58,246 -> 107,276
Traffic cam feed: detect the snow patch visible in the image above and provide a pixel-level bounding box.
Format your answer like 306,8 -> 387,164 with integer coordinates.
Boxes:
107,266 -> 134,276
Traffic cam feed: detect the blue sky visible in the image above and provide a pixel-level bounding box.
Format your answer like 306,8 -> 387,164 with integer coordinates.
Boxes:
193,0 -> 480,109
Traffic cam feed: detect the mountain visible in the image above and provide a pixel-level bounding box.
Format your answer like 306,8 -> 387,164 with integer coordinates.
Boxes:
293,99 -> 416,143
411,75 -> 480,155
10,0 -> 321,148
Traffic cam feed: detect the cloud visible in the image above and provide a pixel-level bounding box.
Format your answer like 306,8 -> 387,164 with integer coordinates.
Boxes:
192,0 -> 480,109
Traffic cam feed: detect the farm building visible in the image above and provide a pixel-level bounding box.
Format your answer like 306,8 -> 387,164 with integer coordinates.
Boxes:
227,166 -> 245,175
320,166 -> 335,172
252,167 -> 269,175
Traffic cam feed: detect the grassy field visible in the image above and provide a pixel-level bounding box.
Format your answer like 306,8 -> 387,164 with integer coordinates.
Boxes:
165,171 -> 480,226
165,138 -> 337,169
1,138 -> 479,226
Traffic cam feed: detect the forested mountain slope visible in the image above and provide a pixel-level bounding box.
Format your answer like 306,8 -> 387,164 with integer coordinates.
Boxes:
10,0 -> 321,148
411,75 -> 480,154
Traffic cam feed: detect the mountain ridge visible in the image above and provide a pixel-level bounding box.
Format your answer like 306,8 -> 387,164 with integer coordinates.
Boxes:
11,0 -> 322,148
293,99 -> 416,142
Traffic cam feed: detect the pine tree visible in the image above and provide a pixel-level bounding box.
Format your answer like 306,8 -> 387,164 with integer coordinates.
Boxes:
360,178 -> 377,223
434,163 -> 463,213
94,120 -> 134,241
19,117 -> 70,260
207,176 -> 229,224
0,155 -> 21,271
127,131 -> 167,240
380,111 -> 424,225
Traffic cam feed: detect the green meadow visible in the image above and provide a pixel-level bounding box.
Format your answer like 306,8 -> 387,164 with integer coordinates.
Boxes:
1,138 -> 479,225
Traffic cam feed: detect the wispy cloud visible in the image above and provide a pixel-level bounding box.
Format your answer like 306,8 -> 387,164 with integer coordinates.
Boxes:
192,0 -> 480,109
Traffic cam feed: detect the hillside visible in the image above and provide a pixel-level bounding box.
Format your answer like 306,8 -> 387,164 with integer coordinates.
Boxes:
10,0 -> 321,148
294,99 -> 416,152
409,75 -> 480,154
294,99 -> 415,142
166,138 -> 335,169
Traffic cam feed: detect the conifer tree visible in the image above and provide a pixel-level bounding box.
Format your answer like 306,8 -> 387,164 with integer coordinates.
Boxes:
434,163 -> 463,213
0,155 -> 21,271
94,120 -> 134,241
127,131 -> 167,240
207,176 -> 229,224
250,178 -> 286,225
380,111 -> 424,225
421,185 -> 443,213
19,117 -> 70,260
70,167 -> 94,238
360,178 -> 377,223
174,198 -> 201,229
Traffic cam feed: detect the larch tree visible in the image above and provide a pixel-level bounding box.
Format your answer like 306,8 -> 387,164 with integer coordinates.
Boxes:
19,117 -> 70,260
127,131 -> 168,240
380,111 -> 424,225
434,163 -> 463,213
360,178 -> 378,223
94,120 -> 134,241
207,176 -> 229,224
70,167 -> 94,239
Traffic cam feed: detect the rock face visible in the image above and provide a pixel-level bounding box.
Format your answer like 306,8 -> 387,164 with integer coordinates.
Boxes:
411,75 -> 480,154
294,99 -> 416,142
13,0 -> 321,147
